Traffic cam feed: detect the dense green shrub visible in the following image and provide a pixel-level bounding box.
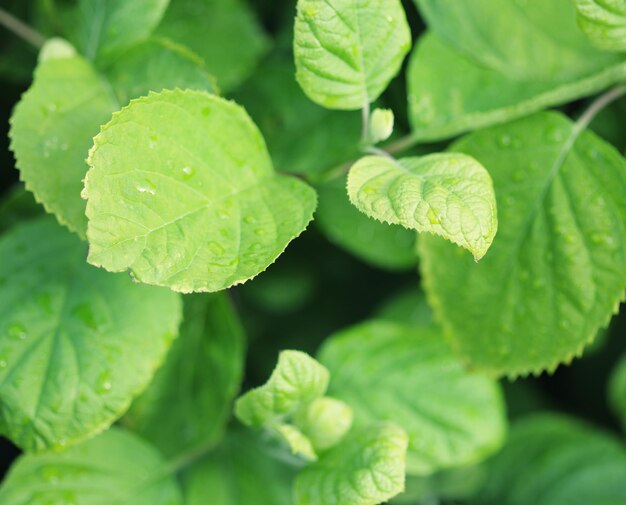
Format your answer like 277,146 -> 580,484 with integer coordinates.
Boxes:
1,0 -> 626,504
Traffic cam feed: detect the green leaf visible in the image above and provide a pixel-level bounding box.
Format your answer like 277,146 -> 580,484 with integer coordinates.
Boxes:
414,0 -> 619,80
0,217 -> 182,452
233,55 -> 361,178
375,288 -> 435,328
295,422 -> 408,505
419,111 -> 626,376
10,38 -> 216,239
609,353 -> 626,432
103,37 -> 217,105
83,89 -> 316,293
393,464 -> 487,504
72,0 -> 169,61
407,32 -> 626,142
156,0 -> 269,91
182,428 -> 295,505
9,43 -> 118,238
318,320 -> 506,475
235,350 -> 329,427
471,414 -> 626,505
294,0 -> 412,110
124,293 -> 245,457
316,176 -> 418,270
575,0 -> 626,51
347,154 -> 497,260
0,428 -> 182,505
294,396 -> 353,452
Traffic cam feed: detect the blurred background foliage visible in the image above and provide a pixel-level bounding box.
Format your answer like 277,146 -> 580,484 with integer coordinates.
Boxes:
1,0 -> 626,503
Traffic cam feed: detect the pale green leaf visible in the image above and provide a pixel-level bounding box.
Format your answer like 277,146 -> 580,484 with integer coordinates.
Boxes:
0,428 -> 182,505
73,0 -> 169,61
0,217 -> 182,452
419,111 -> 626,376
294,397 -> 353,451
83,89 -> 317,293
575,0 -> 626,51
276,423 -> 318,460
407,32 -> 626,142
103,37 -> 217,105
233,55 -> 361,178
156,0 -> 269,91
348,154 -> 497,260
316,176 -> 418,271
318,320 -> 506,475
9,44 -> 118,238
295,422 -> 408,505
294,0 -> 411,109
609,353 -> 626,432
414,0 -> 619,80
124,293 -> 245,457
235,350 -> 329,427
471,414 -> 626,505
10,38 -> 216,238
182,429 -> 295,505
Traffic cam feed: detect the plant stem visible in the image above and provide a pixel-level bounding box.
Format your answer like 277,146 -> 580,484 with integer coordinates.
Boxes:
159,438 -> 219,477
318,85 -> 626,185
575,84 -> 626,133
360,101 -> 371,144
382,131 -> 421,156
0,7 -> 46,49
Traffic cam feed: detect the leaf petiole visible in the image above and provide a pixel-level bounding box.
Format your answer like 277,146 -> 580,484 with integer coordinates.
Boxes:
0,7 -> 46,49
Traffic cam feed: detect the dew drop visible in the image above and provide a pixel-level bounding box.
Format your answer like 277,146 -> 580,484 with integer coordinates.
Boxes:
244,215 -> 256,224
386,15 -> 394,22
97,370 -> 112,394
41,466 -> 61,484
512,170 -> 525,182
362,186 -> 376,195
37,292 -> 54,314
497,134 -> 512,147
587,148 -> 600,160
136,180 -> 157,196
72,304 -> 98,330
548,127 -> 565,143
0,360 -> 6,369
255,228 -> 266,236
8,322 -> 27,341
207,241 -> 225,255
181,166 -> 194,179
532,278 -> 545,289
426,208 -> 440,225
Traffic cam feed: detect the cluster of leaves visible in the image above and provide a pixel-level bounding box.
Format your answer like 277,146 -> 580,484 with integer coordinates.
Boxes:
1,0 -> 626,504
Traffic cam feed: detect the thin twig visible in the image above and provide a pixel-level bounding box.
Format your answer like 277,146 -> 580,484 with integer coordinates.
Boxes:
360,101 -> 371,144
575,84 -> 626,133
0,7 -> 46,49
